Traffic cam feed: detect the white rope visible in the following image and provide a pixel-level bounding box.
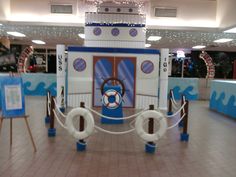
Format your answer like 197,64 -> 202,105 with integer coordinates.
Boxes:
53,98 -> 67,118
171,98 -> 179,110
170,90 -> 178,105
166,101 -> 186,118
86,107 -> 147,120
53,109 -> 67,129
47,93 -> 51,116
95,125 -> 135,135
167,113 -> 186,130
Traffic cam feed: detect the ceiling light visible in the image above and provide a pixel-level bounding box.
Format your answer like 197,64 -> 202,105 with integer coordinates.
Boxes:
224,27 -> 236,33
7,31 -> 26,37
78,33 -> 85,39
145,44 -> 151,48
0,23 -> 2,26
192,45 -> 206,49
32,40 -> 46,45
147,36 -> 162,41
214,38 -> 233,43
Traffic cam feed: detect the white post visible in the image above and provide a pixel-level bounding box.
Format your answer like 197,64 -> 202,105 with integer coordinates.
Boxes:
56,44 -> 66,111
159,48 -> 169,110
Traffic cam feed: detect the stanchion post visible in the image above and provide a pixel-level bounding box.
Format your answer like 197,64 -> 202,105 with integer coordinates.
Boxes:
167,89 -> 173,116
77,102 -> 86,151
179,94 -> 185,127
45,91 -> 50,124
145,104 -> 156,153
48,96 -> 56,137
180,100 -> 189,142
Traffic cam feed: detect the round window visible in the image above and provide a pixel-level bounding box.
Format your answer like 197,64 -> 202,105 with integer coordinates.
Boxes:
73,58 -> 86,72
93,27 -> 102,36
141,60 -> 154,74
111,28 -> 120,36
129,28 -> 138,37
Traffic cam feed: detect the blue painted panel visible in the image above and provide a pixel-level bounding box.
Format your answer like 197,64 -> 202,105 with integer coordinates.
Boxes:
22,73 -> 56,96
94,58 -> 113,106
168,77 -> 199,100
209,80 -> 236,118
117,59 -> 135,107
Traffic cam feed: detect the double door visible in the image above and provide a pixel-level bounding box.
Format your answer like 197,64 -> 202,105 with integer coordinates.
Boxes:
93,56 -> 136,107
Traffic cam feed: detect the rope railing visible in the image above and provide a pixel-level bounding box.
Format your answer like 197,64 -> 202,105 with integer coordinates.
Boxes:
167,113 -> 186,130
85,106 -> 147,120
53,109 -> 67,129
94,126 -> 135,135
166,101 -> 186,118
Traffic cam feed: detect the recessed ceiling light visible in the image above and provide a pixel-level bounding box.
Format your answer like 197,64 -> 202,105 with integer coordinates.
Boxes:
214,38 -> 233,43
224,27 -> 236,33
147,36 -> 162,41
145,44 -> 151,48
7,31 -> 26,37
32,40 -> 46,45
192,45 -> 206,49
78,33 -> 85,39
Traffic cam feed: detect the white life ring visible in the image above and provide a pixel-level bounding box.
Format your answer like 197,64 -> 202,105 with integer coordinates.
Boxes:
135,110 -> 167,142
102,89 -> 122,109
66,107 -> 94,140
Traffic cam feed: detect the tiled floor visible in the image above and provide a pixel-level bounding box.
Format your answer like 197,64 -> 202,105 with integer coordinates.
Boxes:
0,97 -> 236,177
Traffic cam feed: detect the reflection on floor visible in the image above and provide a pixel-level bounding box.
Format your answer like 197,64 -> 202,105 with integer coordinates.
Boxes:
0,97 -> 236,177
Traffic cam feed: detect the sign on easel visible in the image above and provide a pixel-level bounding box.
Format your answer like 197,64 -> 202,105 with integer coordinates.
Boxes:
1,76 -> 25,118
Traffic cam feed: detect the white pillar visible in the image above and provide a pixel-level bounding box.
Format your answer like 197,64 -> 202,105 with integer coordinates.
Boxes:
159,48 -> 169,110
56,44 -> 66,109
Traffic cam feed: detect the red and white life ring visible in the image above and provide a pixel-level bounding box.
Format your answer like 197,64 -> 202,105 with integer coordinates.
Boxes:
102,89 -> 122,109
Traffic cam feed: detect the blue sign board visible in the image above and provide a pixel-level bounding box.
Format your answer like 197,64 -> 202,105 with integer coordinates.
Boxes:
1,76 -> 25,118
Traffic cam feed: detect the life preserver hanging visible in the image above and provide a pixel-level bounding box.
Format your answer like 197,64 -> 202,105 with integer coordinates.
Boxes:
135,110 -> 167,142
102,89 -> 122,109
65,107 -> 95,140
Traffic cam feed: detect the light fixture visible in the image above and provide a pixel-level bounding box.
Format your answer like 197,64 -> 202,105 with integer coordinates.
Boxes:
0,23 -> 2,26
224,27 -> 236,33
192,45 -> 206,49
78,33 -> 85,39
147,36 -> 162,41
32,40 -> 46,45
214,38 -> 233,43
145,44 -> 151,48
7,31 -> 26,37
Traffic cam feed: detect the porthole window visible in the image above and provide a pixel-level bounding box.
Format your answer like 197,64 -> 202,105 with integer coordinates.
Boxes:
105,7 -> 109,12
141,60 -> 154,74
117,8 -> 121,12
93,27 -> 102,36
129,8 -> 133,13
129,28 -> 138,37
111,28 -> 120,36
73,58 -> 86,72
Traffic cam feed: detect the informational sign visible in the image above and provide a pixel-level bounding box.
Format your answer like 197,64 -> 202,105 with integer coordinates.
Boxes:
1,76 -> 25,118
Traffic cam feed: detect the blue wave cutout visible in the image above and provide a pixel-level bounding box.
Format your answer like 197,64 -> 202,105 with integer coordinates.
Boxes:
210,91 -> 236,118
171,86 -> 198,100
23,81 -> 57,96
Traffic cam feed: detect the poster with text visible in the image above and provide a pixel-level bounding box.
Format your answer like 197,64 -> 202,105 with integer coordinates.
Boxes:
1,76 -> 25,118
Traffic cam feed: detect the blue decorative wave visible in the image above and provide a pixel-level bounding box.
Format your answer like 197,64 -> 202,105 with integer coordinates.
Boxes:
171,86 -> 198,100
23,81 -> 57,96
210,91 -> 236,118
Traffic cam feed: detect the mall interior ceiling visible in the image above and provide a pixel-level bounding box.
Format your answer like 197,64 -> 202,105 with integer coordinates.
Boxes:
1,0 -> 236,53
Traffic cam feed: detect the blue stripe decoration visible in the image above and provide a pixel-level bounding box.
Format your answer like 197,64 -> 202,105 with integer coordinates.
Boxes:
85,23 -> 145,27
68,46 -> 160,55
